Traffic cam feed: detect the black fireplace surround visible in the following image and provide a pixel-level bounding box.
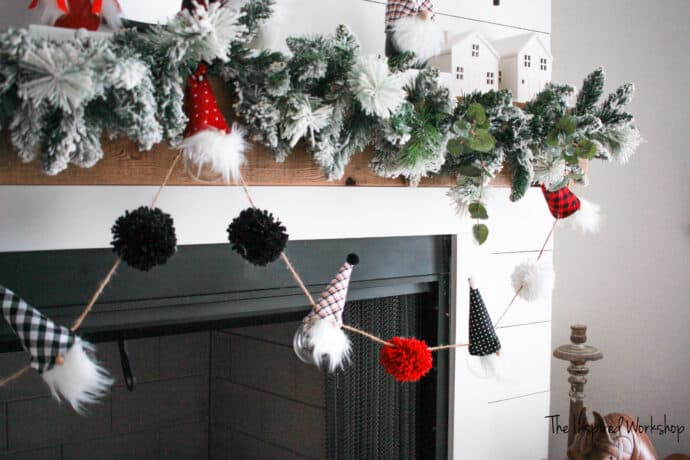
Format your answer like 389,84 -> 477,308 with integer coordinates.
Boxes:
0,235 -> 451,459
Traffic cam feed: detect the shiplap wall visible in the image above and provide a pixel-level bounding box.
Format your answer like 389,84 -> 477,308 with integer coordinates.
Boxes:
0,2 -> 553,459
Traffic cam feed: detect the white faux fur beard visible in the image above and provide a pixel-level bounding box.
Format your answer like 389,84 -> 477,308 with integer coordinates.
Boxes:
559,198 -> 602,233
33,0 -> 66,26
100,0 -> 123,30
42,339 -> 113,414
180,124 -> 248,184
304,318 -> 351,372
391,15 -> 443,65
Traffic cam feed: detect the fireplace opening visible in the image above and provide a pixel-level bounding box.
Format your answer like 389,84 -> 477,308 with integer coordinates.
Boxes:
0,236 -> 450,459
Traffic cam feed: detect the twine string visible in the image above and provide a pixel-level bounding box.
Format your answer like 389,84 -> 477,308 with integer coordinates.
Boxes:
238,175 -> 470,353
0,152 -> 182,388
493,218 -> 558,329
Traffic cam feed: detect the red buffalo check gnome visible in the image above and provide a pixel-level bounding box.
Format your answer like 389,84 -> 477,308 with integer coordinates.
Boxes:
28,0 -> 122,30
541,185 -> 601,233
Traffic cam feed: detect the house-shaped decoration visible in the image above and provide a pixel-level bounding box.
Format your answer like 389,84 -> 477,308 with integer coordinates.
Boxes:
493,32 -> 553,102
427,31 -> 500,98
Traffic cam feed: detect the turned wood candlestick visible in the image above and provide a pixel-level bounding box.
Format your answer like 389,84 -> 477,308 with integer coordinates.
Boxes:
553,325 -> 603,448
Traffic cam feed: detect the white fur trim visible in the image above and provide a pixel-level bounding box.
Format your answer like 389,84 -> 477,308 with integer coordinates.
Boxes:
180,124 -> 248,184
35,0 -> 66,25
41,339 -> 113,414
305,318 -> 351,372
511,260 -> 555,302
560,197 -> 601,233
390,15 -> 443,65
99,0 -> 122,30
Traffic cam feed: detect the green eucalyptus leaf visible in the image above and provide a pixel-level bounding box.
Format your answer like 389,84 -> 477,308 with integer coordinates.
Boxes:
469,202 -> 489,219
473,224 -> 489,245
467,130 -> 496,152
447,139 -> 465,156
466,103 -> 488,128
452,121 -> 471,138
457,165 -> 483,177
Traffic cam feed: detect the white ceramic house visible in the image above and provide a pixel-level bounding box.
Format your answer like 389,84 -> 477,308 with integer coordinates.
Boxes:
493,32 -> 553,102
427,31 -> 501,98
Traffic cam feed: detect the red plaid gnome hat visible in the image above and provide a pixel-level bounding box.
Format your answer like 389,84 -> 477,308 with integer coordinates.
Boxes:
541,185 -> 581,219
307,254 -> 360,328
180,63 -> 247,184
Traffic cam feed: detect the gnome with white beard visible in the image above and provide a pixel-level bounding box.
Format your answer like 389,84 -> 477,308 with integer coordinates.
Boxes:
385,0 -> 442,68
0,286 -> 112,413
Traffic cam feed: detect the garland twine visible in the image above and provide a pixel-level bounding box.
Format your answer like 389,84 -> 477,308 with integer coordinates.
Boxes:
0,152 -> 182,387
0,154 -> 558,386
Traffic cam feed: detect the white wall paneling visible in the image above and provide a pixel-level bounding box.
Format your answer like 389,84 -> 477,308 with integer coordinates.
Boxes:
551,1 -> 690,457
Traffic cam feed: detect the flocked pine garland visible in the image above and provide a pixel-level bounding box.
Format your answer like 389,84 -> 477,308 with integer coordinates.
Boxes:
1,2 -> 641,217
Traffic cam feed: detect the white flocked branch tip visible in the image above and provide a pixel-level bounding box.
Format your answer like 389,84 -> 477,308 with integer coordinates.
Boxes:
41,339 -> 113,414
349,55 -> 406,120
304,318 -> 351,373
511,260 -> 555,302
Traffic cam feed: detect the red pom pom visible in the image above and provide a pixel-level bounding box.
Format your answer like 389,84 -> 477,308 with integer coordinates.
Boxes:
379,337 -> 433,382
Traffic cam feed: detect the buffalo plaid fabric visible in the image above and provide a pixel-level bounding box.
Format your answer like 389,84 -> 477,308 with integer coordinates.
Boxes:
385,0 -> 434,27
307,261 -> 355,327
469,287 -> 501,357
1,286 -> 74,374
541,185 -> 581,219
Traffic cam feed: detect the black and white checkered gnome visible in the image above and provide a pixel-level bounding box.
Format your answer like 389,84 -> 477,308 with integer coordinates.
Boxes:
468,278 -> 502,378
293,254 -> 359,372
1,286 -> 112,413
385,0 -> 442,67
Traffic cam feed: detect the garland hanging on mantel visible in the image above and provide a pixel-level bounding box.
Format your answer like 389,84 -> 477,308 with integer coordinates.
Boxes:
0,2 -> 641,209
0,1 -> 644,414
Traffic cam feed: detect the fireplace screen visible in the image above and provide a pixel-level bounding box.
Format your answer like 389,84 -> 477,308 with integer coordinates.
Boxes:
326,294 -> 430,460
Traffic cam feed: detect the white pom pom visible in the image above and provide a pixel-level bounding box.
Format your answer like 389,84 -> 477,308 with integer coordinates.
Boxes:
305,318 -> 351,372
561,198 -> 601,233
100,0 -> 122,30
391,15 -> 443,65
180,124 -> 248,184
511,260 -> 555,302
41,339 -> 113,414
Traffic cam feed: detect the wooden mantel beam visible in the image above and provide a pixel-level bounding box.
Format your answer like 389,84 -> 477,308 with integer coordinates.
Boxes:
0,77 -> 514,187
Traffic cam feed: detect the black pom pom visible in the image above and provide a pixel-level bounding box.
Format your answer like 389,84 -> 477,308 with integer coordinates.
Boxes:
347,253 -> 359,266
227,208 -> 289,266
111,206 -> 177,271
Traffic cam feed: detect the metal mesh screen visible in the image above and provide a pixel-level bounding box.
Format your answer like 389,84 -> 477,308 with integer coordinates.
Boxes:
325,294 -> 423,460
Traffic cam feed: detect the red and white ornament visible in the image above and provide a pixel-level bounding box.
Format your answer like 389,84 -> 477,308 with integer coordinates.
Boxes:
28,0 -> 121,30
180,63 -> 247,184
